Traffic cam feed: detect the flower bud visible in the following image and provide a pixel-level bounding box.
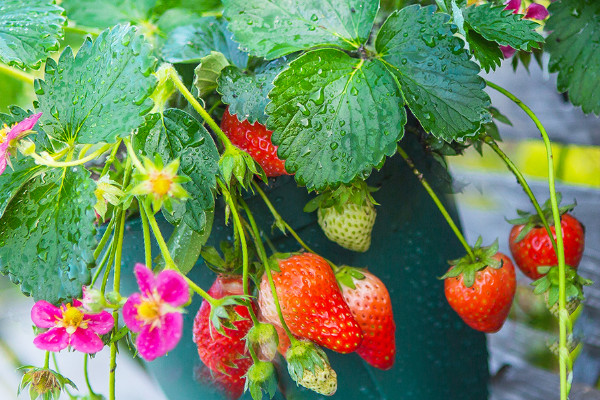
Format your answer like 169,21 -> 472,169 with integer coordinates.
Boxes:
82,287 -> 108,313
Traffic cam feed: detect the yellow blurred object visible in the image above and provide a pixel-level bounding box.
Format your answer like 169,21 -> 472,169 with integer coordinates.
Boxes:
449,140 -> 600,188
513,140 -> 562,179
559,145 -> 600,187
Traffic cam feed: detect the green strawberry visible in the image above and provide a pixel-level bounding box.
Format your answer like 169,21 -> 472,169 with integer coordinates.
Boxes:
318,202 -> 376,252
306,182 -> 377,253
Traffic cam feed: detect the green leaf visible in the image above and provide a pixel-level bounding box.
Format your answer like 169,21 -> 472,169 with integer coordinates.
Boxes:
161,17 -> 248,67
376,5 -> 490,141
155,8 -> 206,34
133,109 -> 219,233
464,3 -> 544,51
193,51 -> 230,98
0,0 -> 65,69
267,49 -> 406,191
218,56 -> 291,125
466,29 -> 503,73
223,0 -> 378,59
61,0 -> 156,29
34,25 -> 157,145
0,159 -> 44,219
546,0 -> 600,115
0,167 -> 97,304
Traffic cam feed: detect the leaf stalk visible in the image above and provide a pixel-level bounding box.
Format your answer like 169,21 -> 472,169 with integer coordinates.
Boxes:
486,80 -> 569,400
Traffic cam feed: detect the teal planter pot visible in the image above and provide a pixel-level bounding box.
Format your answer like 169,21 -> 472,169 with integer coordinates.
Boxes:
117,135 -> 489,400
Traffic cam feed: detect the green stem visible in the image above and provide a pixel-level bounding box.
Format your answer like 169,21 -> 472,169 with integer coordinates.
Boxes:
100,139 -> 122,177
78,144 -> 93,159
251,181 -> 315,254
113,210 -> 126,292
101,218 -> 119,294
207,100 -> 223,117
109,208 -> 125,400
252,181 -> 340,272
487,80 -> 568,400
397,145 -> 476,262
142,201 -> 176,269
91,234 -> 114,287
240,199 -> 298,344
167,67 -> 233,150
217,181 -> 259,325
50,146 -> 70,162
83,355 -> 96,396
142,201 -> 213,303
106,160 -> 132,400
93,217 -> 116,259
123,137 -> 144,172
139,204 -> 153,268
63,25 -> 101,37
109,334 -> 117,400
0,63 -> 35,84
434,0 -> 448,12
30,144 -> 112,168
44,351 -> 49,369
483,136 -> 557,251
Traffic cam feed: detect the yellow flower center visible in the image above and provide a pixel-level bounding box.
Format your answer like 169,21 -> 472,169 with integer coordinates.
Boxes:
60,305 -> 85,334
150,172 -> 172,196
0,125 -> 9,144
137,300 -> 160,322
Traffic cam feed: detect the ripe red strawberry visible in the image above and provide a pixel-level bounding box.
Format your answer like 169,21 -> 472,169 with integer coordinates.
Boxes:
443,240 -> 516,333
337,267 -> 395,370
220,107 -> 289,177
258,253 -> 363,353
509,213 -> 585,280
193,275 -> 255,398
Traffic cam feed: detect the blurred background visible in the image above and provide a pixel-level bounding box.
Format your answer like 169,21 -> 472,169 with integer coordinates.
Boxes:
1,6 -> 599,398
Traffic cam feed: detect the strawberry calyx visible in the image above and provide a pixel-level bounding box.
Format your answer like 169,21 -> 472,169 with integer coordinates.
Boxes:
286,341 -> 326,380
507,193 -> 576,242
200,241 -> 251,275
219,144 -> 267,189
245,361 -> 277,400
440,237 -> 503,288
304,180 -> 377,214
208,294 -> 253,335
335,265 -> 366,290
531,265 -> 592,308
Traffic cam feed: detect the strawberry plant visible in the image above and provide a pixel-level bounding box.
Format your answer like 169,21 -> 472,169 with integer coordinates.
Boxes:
0,0 -> 597,399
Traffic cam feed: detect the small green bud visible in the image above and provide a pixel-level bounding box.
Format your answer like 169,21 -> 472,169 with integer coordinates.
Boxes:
247,323 -> 279,361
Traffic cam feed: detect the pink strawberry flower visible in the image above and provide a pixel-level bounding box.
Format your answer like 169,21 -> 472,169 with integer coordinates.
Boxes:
31,299 -> 114,353
501,0 -> 549,58
0,113 -> 42,175
123,264 -> 189,361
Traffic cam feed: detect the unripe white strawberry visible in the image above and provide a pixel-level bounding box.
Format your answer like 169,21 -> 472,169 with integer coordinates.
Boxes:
286,341 -> 337,396
318,202 -> 376,252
